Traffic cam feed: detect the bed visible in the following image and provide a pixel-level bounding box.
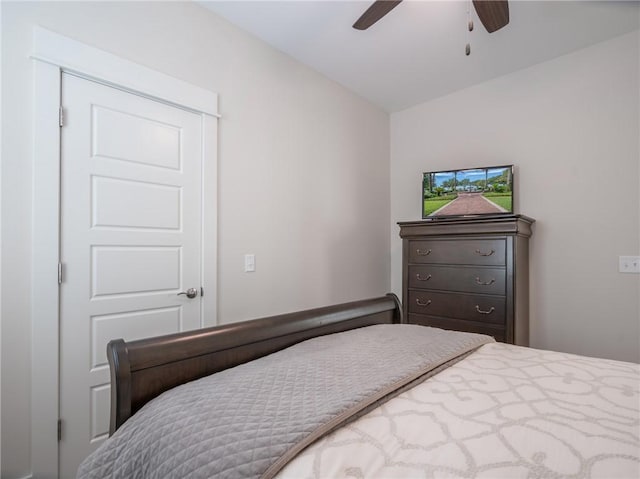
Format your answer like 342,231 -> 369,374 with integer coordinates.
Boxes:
78,294 -> 640,478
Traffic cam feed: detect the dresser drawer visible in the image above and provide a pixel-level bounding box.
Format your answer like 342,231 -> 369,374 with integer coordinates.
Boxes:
407,314 -> 505,342
408,290 -> 505,324
408,265 -> 506,295
408,239 -> 506,266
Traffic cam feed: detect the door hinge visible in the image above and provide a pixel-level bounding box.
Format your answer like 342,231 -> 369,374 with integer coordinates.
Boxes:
59,106 -> 65,127
58,262 -> 63,284
201,286 -> 204,297
58,419 -> 62,441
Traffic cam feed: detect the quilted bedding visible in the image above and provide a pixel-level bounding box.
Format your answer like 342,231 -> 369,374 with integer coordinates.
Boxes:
278,342 -> 640,478
77,324 -> 492,479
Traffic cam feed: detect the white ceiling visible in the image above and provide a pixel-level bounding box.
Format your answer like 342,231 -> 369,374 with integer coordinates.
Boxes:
199,1 -> 640,112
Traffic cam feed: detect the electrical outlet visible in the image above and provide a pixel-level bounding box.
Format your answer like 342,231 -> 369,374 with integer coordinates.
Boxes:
244,254 -> 255,272
619,256 -> 640,274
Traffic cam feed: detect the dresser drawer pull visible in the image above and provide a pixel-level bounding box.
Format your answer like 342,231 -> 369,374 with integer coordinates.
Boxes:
475,249 -> 495,256
475,305 -> 495,315
416,299 -> 432,307
416,249 -> 432,256
416,273 -> 432,281
475,277 -> 496,285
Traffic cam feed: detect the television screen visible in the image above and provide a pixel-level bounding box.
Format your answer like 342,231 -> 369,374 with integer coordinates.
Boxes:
422,165 -> 513,218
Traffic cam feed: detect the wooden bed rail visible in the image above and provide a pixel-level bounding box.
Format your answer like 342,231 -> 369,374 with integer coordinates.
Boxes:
107,293 -> 402,434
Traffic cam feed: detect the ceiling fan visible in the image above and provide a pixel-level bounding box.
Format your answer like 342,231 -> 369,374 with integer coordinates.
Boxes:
353,0 -> 510,34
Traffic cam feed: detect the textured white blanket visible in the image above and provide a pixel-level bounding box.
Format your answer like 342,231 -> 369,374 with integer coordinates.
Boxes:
278,342 -> 640,479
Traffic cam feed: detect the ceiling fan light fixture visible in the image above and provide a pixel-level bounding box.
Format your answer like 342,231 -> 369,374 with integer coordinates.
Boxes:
353,0 -> 509,34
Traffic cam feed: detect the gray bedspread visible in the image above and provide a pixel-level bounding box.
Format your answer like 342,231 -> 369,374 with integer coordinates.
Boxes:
77,324 -> 493,479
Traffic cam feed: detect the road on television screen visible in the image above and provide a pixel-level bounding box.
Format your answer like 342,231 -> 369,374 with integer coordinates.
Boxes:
432,192 -> 507,216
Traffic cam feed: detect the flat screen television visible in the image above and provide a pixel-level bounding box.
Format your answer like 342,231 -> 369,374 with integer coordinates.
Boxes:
422,165 -> 513,219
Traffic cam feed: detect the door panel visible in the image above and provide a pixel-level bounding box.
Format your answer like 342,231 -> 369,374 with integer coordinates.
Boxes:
59,73 -> 203,477
91,246 -> 181,296
89,385 -> 111,441
90,307 -> 181,369
92,104 -> 182,169
92,176 -> 182,230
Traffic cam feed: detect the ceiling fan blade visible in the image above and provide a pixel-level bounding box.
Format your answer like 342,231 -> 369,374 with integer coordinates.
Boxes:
353,0 -> 403,30
472,0 -> 509,33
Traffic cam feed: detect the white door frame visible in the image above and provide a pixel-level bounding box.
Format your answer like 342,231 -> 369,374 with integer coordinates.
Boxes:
31,27 -> 219,478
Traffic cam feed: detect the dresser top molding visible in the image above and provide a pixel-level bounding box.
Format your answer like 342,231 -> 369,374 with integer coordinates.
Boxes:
398,214 -> 535,238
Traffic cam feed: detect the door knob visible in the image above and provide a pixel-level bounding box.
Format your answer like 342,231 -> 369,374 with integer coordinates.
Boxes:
177,288 -> 198,299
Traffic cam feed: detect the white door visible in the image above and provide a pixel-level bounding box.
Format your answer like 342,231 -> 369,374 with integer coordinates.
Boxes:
59,72 -> 204,477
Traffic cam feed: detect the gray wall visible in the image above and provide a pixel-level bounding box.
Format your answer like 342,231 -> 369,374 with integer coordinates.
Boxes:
1,2 -> 390,477
391,31 -> 640,363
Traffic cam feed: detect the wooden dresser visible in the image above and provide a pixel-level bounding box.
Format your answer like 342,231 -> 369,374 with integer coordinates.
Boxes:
398,215 -> 534,345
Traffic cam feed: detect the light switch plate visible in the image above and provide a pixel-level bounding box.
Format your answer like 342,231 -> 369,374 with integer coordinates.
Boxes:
619,256 -> 640,274
244,254 -> 255,272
